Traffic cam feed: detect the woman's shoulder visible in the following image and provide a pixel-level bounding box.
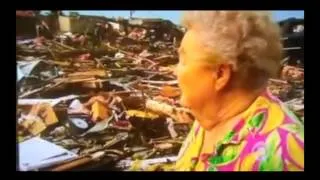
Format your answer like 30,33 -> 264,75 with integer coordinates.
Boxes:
223,92 -> 304,171
246,91 -> 304,146
249,90 -> 303,135
235,91 -> 304,170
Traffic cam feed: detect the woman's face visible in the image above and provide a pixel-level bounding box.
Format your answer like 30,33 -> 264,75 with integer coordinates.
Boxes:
176,30 -> 219,111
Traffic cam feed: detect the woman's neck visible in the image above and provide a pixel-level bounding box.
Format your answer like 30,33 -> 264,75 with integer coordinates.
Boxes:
199,87 -> 265,132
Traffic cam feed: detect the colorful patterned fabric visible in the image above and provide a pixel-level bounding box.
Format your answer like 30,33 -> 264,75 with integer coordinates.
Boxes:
175,90 -> 304,171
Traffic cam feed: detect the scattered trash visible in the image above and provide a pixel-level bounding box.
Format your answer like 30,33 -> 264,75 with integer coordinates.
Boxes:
80,115 -> 114,136
139,50 -> 153,58
50,126 -> 67,137
77,53 -> 92,61
114,52 -> 125,59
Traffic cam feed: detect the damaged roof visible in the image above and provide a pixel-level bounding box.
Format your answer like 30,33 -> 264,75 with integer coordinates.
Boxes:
278,18 -> 304,25
128,18 -> 175,28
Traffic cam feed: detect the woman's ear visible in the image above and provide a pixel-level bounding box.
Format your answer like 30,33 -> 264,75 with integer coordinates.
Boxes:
214,64 -> 232,91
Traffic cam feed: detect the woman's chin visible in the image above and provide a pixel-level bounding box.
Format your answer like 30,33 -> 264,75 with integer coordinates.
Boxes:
197,121 -> 215,131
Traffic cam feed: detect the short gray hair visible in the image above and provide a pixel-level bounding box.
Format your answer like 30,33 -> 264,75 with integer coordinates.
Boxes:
181,11 -> 283,89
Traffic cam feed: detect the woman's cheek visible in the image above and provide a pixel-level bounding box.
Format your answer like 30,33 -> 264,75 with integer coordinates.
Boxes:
176,63 -> 183,84
176,64 -> 192,106
178,65 -> 209,108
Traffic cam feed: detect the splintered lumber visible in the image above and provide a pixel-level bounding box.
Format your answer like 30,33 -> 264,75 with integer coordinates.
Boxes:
139,84 -> 162,90
50,151 -> 106,171
53,48 -> 115,58
106,44 -> 135,57
107,44 -> 156,65
52,40 -> 76,51
16,48 -> 49,56
47,47 -> 58,61
167,118 -> 178,138
81,79 -> 108,89
280,57 -> 290,66
51,157 -> 92,171
94,58 -> 104,68
53,77 -> 96,84
67,70 -> 107,77
269,78 -> 288,84
283,47 -> 302,51
140,80 -> 178,86
46,60 -> 71,67
68,78 -> 97,83
284,98 -> 304,112
55,49 -> 89,57
19,80 -> 65,98
145,99 -> 194,123
98,90 -> 138,97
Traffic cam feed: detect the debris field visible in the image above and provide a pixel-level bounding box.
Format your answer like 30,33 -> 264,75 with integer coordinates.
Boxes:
16,15 -> 304,171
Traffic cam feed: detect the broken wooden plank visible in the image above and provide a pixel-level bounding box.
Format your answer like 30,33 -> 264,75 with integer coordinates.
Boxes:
140,80 -> 178,86
283,47 -> 302,51
67,70 -> 107,77
145,99 -> 194,123
52,40 -> 76,51
46,60 -> 71,67
107,44 -> 156,65
19,80 -> 65,98
139,84 -> 162,90
66,77 -> 97,83
81,79 -> 108,89
269,78 -> 288,84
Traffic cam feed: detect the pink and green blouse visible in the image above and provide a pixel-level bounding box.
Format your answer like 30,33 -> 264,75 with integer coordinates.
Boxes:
175,90 -> 304,171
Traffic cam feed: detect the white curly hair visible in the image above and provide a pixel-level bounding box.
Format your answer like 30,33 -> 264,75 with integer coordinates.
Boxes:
181,11 -> 283,89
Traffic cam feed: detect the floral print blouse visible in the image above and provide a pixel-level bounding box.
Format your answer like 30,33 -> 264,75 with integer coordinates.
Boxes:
175,90 -> 304,171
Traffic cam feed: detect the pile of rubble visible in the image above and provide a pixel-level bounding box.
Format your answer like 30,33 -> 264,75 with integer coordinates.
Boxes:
17,24 -> 189,171
268,65 -> 304,121
16,17 -> 304,171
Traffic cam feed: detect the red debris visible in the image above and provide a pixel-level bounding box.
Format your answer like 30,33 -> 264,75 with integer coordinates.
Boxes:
16,11 -> 35,17
33,36 -> 46,46
77,53 -> 92,61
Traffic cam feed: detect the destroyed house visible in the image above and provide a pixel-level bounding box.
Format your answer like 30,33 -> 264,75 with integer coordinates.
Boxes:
128,18 -> 184,41
278,18 -> 304,35
278,18 -> 304,66
16,11 -> 37,38
128,18 -> 180,32
128,18 -> 174,29
58,15 -> 110,34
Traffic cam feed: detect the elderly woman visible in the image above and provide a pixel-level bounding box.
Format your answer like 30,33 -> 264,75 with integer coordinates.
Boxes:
173,11 -> 304,171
